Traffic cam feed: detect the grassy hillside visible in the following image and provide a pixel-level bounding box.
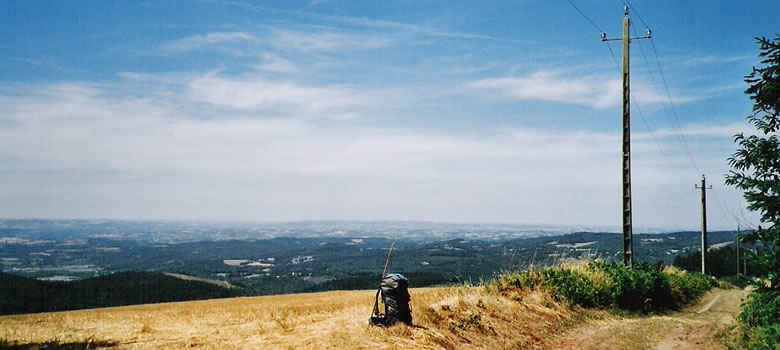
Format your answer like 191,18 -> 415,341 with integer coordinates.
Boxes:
0,286 -> 601,349
0,262 -> 719,349
0,271 -> 238,315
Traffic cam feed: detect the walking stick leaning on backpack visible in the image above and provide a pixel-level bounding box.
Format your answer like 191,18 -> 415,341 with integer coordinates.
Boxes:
368,243 -> 413,327
368,242 -> 394,328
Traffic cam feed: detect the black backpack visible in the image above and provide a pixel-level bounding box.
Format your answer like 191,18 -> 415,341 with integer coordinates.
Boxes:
369,273 -> 412,327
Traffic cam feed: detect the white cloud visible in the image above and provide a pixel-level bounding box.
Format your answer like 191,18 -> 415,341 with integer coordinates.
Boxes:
314,14 -> 500,41
0,82 -> 616,222
185,71 -> 378,114
162,32 -> 256,52
271,29 -> 390,52
644,122 -> 751,139
469,70 -> 696,109
0,79 -> 754,227
255,53 -> 300,74
301,0 -> 328,10
469,71 -> 621,109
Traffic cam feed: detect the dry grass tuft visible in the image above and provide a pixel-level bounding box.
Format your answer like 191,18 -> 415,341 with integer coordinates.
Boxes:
662,265 -> 685,276
558,260 -> 614,291
0,286 -> 606,349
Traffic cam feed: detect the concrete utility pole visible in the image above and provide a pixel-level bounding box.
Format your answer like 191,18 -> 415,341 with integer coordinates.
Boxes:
602,6 -> 650,267
695,174 -> 712,274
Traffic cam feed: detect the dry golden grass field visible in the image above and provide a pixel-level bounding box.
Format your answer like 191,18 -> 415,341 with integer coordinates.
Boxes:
0,285 -> 607,349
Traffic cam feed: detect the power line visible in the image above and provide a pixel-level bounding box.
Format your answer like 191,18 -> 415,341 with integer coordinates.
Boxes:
568,1 -> 753,235
648,39 -> 702,173
616,0 -> 701,174
611,0 -> 701,175
567,1 -> 699,189
605,34 -> 689,184
565,0 -> 604,33
605,42 -> 621,71
631,86 -> 689,183
629,24 -> 702,175
631,28 -> 683,147
708,188 -> 741,228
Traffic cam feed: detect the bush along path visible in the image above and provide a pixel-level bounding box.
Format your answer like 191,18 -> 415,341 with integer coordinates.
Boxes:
489,262 -> 718,313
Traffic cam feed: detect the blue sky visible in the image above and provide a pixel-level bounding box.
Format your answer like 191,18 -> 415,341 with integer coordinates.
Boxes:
1,0 -> 776,230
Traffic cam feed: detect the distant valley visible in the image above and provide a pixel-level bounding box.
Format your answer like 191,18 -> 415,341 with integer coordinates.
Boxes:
0,219 -> 741,315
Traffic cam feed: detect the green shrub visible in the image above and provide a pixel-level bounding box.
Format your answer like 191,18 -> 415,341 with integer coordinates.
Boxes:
737,290 -> 780,349
490,261 -> 716,313
536,268 -> 604,308
664,269 -> 717,306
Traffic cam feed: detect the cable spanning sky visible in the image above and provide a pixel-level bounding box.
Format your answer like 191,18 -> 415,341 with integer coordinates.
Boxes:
1,0 -> 776,230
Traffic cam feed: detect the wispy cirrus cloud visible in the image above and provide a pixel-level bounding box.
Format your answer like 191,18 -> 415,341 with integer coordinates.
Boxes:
185,71 -> 379,114
162,31 -> 256,52
254,53 -> 300,74
317,15 -> 501,41
122,64 -> 406,119
271,29 -> 391,52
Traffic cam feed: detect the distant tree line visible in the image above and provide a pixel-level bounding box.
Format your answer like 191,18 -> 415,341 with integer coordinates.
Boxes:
672,246 -> 760,278
0,271 -> 238,316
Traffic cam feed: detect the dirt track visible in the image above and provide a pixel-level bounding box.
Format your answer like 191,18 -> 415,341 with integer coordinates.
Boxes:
550,288 -> 750,350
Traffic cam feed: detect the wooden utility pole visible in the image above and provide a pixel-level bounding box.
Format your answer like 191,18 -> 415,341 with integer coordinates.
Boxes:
695,175 -> 712,274
602,6 -> 650,267
736,226 -> 740,276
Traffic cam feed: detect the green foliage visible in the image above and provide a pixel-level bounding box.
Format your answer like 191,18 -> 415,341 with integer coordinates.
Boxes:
491,262 -> 716,313
663,269 -> 719,305
725,35 -> 780,350
736,290 -> 780,349
521,267 -> 607,308
673,246 -> 759,278
740,290 -> 780,331
726,35 -> 780,292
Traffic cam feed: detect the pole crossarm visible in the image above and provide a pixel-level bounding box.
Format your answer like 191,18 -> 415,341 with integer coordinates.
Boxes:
601,34 -> 651,42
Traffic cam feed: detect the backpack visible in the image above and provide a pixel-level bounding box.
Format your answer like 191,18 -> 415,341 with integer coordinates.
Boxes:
369,273 -> 412,327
